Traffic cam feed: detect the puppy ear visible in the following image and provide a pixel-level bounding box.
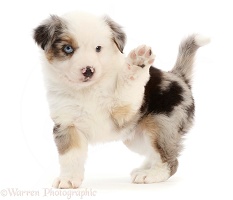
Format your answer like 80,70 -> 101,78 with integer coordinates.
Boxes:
33,15 -> 65,50
104,16 -> 126,53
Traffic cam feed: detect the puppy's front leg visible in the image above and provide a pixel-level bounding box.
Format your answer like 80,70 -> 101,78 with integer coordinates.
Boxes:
126,45 -> 155,80
111,45 -> 155,127
52,124 -> 87,189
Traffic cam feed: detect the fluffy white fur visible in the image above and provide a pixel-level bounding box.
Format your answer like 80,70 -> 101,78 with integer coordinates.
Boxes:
35,12 -> 154,188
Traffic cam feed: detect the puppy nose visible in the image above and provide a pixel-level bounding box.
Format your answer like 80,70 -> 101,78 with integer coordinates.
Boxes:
82,66 -> 95,78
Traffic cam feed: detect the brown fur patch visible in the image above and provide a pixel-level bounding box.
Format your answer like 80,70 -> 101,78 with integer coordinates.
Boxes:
139,115 -> 179,176
111,105 -> 134,128
33,15 -> 78,62
46,34 -> 78,62
53,125 -> 80,155
138,115 -> 158,137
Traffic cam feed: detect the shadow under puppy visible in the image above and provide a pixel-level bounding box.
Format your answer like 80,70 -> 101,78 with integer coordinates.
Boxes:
33,11 -> 209,188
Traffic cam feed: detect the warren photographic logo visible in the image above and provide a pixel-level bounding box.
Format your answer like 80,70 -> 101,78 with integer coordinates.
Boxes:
1,188 -> 97,199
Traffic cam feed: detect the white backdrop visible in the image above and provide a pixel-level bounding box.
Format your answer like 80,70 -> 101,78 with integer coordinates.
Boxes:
0,0 -> 233,199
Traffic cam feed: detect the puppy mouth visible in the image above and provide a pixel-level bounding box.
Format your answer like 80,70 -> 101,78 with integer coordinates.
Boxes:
83,77 -> 91,82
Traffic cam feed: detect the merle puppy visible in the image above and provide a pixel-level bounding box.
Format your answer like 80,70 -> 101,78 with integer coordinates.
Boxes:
33,11 -> 209,188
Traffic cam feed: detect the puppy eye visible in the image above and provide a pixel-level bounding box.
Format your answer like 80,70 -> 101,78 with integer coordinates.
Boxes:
63,45 -> 74,54
96,46 -> 102,52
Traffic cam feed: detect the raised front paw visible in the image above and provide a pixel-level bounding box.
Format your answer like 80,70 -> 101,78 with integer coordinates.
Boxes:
127,45 -> 155,68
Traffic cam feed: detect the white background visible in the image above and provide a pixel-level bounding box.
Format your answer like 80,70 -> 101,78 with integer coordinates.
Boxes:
0,0 -> 233,199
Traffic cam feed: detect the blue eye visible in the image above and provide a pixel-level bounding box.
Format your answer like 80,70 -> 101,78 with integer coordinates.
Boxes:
63,45 -> 74,54
96,46 -> 102,52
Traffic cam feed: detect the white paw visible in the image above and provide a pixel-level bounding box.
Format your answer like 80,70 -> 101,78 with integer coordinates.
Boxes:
131,166 -> 170,184
127,45 -> 155,68
52,176 -> 83,189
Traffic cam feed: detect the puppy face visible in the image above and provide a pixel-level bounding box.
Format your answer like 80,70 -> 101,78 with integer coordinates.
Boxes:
34,12 -> 126,87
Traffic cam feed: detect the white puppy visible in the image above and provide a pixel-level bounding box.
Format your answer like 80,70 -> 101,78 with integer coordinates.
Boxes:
33,11 -> 209,188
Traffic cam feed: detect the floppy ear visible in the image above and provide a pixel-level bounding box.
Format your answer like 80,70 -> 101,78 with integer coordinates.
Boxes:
33,15 -> 65,50
104,16 -> 126,53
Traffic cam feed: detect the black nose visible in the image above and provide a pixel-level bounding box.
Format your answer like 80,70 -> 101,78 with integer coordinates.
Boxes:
82,66 -> 95,78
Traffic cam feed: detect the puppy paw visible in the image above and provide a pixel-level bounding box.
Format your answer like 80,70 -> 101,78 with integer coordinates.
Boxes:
52,176 -> 83,189
127,45 -> 155,68
131,167 -> 170,184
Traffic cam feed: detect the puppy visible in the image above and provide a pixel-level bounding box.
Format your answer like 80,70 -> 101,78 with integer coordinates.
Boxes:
33,11 -> 209,188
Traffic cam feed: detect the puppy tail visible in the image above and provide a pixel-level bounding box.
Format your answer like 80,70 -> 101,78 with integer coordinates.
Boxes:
171,34 -> 210,84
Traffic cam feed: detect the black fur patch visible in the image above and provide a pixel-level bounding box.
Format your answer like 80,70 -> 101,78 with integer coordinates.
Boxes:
141,67 -> 184,116
34,25 -> 50,50
104,16 -> 126,53
186,101 -> 195,120
33,15 -> 65,50
53,124 -> 61,134
139,64 -> 145,68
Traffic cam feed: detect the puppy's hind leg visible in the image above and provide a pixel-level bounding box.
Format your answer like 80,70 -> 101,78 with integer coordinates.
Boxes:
124,132 -> 172,184
124,116 -> 179,183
